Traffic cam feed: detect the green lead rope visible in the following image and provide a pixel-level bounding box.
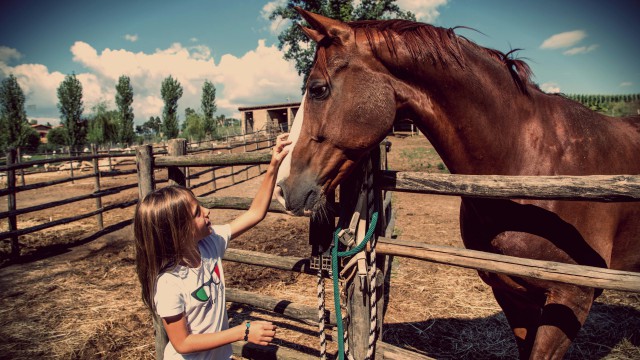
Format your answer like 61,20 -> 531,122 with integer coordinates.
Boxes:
331,211 -> 379,360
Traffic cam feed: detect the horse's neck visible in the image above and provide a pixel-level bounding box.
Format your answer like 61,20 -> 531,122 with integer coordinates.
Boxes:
399,83 -> 531,174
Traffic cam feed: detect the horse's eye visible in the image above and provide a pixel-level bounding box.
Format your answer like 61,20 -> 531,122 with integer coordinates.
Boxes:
309,84 -> 329,99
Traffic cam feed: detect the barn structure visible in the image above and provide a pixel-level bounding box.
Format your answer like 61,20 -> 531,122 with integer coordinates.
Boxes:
238,101 -> 301,135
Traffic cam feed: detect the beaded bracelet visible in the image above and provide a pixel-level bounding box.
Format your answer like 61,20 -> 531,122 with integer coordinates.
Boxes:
243,321 -> 250,341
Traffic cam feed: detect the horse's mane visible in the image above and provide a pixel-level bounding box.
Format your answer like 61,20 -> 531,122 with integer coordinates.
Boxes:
347,19 -> 534,94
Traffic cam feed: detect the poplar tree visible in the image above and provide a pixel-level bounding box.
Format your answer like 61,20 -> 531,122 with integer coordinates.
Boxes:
116,75 -> 135,146
57,73 -> 86,151
0,74 -> 28,150
161,75 -> 183,139
201,80 -> 217,137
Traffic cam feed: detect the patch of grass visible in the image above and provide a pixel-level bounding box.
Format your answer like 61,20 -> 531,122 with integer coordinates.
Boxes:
399,147 -> 448,173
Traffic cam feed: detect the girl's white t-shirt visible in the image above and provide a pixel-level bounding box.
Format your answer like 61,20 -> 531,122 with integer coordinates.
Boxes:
154,224 -> 232,360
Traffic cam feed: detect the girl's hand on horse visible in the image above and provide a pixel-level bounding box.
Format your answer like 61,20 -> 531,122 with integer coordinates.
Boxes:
271,133 -> 292,166
244,321 -> 277,346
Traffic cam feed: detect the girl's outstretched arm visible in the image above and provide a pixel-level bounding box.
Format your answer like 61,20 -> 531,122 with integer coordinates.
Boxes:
229,133 -> 291,239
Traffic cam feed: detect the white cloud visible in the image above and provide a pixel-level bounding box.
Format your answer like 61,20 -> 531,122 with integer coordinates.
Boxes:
217,39 -> 302,112
0,46 -> 22,63
124,34 -> 138,42
396,0 -> 448,22
1,40 -> 303,124
0,62 -> 65,110
620,82 -> 633,87
540,30 -> 586,49
563,44 -> 598,56
540,82 -> 561,94
262,0 -> 290,35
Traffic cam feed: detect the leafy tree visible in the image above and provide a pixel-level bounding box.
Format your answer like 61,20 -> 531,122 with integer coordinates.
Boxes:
160,75 -> 183,139
0,74 -> 28,151
268,0 -> 415,89
46,126 -> 68,147
146,116 -> 162,134
57,73 -> 86,151
116,75 -> 135,145
183,107 -> 206,142
22,127 -> 41,151
201,80 -> 217,138
87,101 -> 119,147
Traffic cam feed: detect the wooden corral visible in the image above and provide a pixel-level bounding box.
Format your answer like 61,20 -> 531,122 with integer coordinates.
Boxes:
135,139 -> 640,360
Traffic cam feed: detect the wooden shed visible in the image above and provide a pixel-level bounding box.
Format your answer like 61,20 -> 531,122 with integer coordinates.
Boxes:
238,101 -> 301,135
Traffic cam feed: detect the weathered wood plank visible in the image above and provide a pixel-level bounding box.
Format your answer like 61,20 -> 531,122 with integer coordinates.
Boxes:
376,237 -> 640,292
377,171 -> 640,201
231,341 -> 317,360
155,151 -> 272,167
0,199 -> 138,240
227,288 -> 336,326
0,173 -> 96,196
223,248 -> 314,275
135,145 -> 154,199
0,183 -> 138,220
199,196 -> 287,213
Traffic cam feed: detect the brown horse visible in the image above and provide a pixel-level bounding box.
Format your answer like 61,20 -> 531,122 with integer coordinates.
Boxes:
275,7 -> 640,360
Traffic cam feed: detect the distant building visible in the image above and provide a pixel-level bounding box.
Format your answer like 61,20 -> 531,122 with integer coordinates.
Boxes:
238,101 -> 301,135
30,123 -> 52,143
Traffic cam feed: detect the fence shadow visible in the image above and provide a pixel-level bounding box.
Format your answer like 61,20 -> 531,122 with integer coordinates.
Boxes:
0,219 -> 133,269
382,301 -> 640,359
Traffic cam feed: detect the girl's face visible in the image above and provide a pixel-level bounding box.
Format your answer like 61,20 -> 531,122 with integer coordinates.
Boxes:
190,198 -> 212,242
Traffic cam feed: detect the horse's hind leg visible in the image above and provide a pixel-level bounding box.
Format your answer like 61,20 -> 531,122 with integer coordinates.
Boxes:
529,285 -> 594,360
492,288 -> 541,359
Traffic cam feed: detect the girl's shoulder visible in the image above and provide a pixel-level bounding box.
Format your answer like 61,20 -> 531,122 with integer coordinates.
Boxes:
211,224 -> 231,241
158,264 -> 190,280
199,224 -> 231,257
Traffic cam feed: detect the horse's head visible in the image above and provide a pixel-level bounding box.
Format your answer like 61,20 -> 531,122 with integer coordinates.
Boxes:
275,8 -> 398,216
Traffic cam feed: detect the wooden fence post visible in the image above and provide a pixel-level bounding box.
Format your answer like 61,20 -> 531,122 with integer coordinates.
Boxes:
168,139 -> 187,187
337,147 -> 388,360
339,161 -> 370,360
91,145 -> 104,230
135,144 -> 167,358
6,148 -> 19,258
136,145 -> 155,199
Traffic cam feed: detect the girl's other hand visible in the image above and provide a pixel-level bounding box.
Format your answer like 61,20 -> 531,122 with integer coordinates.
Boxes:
246,321 -> 277,346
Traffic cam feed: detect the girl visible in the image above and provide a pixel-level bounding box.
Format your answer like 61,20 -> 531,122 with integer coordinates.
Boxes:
134,133 -> 291,359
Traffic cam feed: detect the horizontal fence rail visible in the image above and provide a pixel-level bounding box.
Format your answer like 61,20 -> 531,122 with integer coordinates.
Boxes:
377,171 -> 640,201
155,152 -> 273,167
376,238 -> 640,293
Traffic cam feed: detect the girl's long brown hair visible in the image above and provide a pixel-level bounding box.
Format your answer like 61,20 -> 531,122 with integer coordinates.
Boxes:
133,185 -> 199,315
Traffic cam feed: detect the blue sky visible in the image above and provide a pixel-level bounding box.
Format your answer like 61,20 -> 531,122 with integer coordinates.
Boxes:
1,0 -> 638,126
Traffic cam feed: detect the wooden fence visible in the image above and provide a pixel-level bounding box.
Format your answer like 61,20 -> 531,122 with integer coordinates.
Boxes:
0,133 -> 276,261
136,139 -> 640,360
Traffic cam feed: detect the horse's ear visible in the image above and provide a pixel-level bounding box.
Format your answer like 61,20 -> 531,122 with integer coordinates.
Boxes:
298,25 -> 325,43
294,6 -> 350,44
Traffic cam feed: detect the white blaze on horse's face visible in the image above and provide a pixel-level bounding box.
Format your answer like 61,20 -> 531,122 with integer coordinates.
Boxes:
275,96 -> 305,214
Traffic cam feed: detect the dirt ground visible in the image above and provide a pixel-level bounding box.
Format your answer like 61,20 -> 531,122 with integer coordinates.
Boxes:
0,135 -> 638,359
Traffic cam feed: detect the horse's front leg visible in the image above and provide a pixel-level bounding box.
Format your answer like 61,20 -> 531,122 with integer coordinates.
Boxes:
529,284 -> 594,360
